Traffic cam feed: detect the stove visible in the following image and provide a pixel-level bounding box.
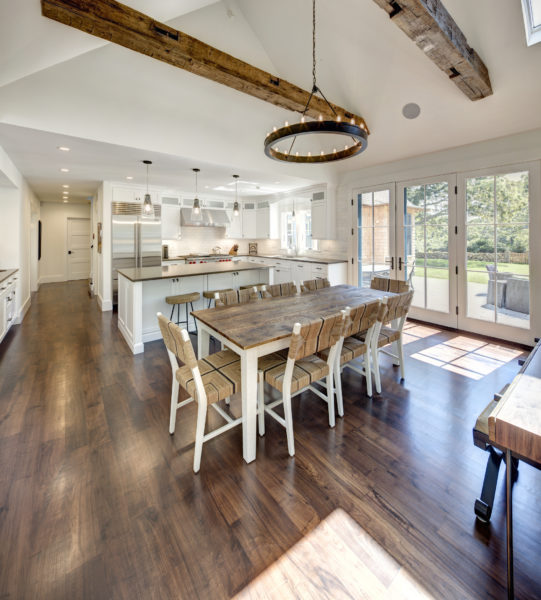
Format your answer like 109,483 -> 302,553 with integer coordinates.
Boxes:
185,254 -> 233,265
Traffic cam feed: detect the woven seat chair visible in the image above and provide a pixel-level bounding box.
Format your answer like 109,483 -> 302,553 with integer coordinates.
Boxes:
359,290 -> 414,392
214,287 -> 259,307
261,282 -> 298,298
318,300 -> 380,402
257,311 -> 347,456
370,276 -> 410,293
300,278 -> 330,293
203,288 -> 233,308
157,312 -> 263,472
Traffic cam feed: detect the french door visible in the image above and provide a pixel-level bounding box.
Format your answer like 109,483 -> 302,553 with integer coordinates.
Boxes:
456,162 -> 539,346
352,163 -> 539,344
354,177 -> 457,328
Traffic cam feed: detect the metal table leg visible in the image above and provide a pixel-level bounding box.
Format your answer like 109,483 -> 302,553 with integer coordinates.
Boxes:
506,448 -> 514,600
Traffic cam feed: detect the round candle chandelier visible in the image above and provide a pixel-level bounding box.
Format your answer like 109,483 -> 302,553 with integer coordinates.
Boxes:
264,0 -> 367,164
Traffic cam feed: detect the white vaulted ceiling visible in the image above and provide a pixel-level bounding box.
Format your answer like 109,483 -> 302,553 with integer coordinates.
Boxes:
1,0 -> 541,202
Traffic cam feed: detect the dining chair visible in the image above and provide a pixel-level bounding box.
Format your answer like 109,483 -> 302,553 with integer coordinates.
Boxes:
257,312 -> 346,456
214,287 -> 259,307
261,282 -> 298,297
363,290 -> 414,392
300,278 -> 330,293
319,300 -> 380,404
157,312 -> 263,472
370,276 -> 409,293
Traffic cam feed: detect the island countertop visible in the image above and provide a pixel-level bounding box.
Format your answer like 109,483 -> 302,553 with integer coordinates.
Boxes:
117,261 -> 270,282
162,254 -> 347,265
0,269 -> 18,285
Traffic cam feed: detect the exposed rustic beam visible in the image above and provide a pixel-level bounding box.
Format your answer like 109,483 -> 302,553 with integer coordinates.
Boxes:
41,0 -> 369,132
372,0 -> 492,101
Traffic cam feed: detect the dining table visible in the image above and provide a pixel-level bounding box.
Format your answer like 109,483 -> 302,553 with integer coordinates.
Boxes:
192,284 -> 393,464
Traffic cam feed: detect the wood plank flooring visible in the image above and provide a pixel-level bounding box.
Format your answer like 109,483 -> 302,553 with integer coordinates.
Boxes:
1,281 -> 540,599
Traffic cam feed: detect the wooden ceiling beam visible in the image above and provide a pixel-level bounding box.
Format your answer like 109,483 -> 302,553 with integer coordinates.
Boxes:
41,0 -> 369,132
372,0 -> 492,100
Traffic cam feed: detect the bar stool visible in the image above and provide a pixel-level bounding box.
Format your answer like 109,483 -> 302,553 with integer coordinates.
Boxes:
203,288 -> 233,308
165,291 -> 200,334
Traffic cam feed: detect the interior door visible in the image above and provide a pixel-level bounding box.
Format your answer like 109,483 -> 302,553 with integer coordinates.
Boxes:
353,185 -> 396,287
456,162 -> 539,345
67,218 -> 90,280
396,175 -> 458,328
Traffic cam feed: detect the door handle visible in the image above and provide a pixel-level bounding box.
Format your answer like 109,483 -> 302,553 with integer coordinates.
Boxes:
398,257 -> 403,270
68,250 -> 72,254
391,257 -> 394,270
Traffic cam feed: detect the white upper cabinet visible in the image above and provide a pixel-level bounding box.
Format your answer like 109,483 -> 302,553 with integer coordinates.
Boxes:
242,202 -> 257,238
311,187 -> 336,240
161,196 -> 181,240
256,201 -> 270,239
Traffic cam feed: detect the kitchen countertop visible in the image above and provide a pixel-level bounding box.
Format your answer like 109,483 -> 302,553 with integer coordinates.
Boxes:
117,261 -> 270,282
162,254 -> 347,265
0,269 -> 18,285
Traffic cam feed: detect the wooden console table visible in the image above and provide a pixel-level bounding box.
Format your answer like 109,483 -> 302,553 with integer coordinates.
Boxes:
488,339 -> 541,599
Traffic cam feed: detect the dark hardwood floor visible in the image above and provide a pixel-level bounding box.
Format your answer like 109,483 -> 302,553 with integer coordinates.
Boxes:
1,281 -> 540,599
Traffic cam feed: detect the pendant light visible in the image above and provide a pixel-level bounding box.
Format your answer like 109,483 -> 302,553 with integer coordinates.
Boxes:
263,0 -> 367,163
191,168 -> 202,222
232,174 -> 240,216
142,160 -> 153,214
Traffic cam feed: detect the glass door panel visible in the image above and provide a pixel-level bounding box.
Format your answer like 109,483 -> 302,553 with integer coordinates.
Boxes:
463,170 -> 530,331
397,176 -> 457,327
355,188 -> 395,287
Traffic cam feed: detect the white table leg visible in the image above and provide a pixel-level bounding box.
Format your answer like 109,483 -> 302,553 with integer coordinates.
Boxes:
241,350 -> 258,463
197,324 -> 210,359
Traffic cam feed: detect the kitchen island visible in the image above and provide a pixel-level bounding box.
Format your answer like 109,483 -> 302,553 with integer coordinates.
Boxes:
117,261 -> 271,353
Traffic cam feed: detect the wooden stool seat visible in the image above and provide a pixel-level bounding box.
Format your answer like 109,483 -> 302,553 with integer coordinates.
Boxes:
203,288 -> 233,300
166,292 -> 200,305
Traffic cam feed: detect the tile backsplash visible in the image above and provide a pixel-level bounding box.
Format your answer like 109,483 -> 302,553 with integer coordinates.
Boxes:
163,227 -> 348,259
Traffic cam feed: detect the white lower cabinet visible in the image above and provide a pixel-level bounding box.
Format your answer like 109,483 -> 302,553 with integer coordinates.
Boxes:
274,267 -> 293,285
207,272 -> 234,291
0,274 -> 18,344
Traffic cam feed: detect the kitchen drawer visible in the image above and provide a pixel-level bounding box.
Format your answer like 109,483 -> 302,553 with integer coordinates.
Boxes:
311,264 -> 328,277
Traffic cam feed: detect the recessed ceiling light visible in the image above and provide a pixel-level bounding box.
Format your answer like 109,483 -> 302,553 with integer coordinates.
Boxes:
274,181 -> 280,184
62,184 -> 69,188
402,103 -> 421,119
63,199 -> 68,203
60,168 -> 69,172
57,146 -> 70,152
126,176 -> 133,180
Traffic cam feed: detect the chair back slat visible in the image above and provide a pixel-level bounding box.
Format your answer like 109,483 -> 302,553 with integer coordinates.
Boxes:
383,290 -> 414,322
370,276 -> 390,291
346,300 -> 380,337
264,282 -> 297,298
301,278 -> 330,293
288,313 -> 344,360
157,313 -> 198,368
215,288 -> 258,307
389,279 -> 410,293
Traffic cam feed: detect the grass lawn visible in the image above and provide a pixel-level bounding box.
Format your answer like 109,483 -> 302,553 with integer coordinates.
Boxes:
414,259 -> 529,283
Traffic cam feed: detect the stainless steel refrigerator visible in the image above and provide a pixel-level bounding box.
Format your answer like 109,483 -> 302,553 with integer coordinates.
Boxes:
112,201 -> 162,305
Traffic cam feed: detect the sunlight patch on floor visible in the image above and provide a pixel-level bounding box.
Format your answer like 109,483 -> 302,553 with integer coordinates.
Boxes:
410,335 -> 523,380
234,508 -> 434,599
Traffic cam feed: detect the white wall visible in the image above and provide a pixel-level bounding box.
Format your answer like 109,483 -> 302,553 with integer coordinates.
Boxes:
0,145 -> 40,322
39,202 -> 91,284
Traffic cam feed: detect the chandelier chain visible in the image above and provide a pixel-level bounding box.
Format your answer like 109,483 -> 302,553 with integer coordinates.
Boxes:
312,0 -> 316,91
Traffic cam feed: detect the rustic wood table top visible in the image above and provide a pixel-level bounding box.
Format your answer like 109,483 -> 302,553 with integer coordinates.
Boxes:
489,340 -> 541,465
192,284 -> 391,350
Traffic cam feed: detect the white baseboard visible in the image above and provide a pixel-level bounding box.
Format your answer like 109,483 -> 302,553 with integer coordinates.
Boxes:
118,316 -> 144,354
97,294 -> 113,311
17,295 -> 31,323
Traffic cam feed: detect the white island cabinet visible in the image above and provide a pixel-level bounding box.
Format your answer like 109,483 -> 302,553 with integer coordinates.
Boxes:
117,261 -> 271,354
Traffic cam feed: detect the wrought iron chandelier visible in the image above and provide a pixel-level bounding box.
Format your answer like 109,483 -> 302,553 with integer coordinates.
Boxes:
264,0 -> 367,164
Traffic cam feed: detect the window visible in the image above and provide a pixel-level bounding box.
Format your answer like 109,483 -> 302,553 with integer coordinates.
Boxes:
521,0 -> 541,45
280,207 -> 318,252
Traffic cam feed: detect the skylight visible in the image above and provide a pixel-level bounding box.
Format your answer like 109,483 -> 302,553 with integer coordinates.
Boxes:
521,0 -> 541,45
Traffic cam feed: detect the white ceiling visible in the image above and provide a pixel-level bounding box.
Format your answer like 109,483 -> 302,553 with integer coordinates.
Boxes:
1,0 -> 541,203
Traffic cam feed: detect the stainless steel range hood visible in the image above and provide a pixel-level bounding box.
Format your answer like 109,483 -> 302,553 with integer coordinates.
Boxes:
180,207 -> 230,227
